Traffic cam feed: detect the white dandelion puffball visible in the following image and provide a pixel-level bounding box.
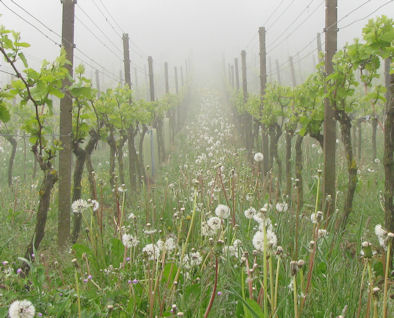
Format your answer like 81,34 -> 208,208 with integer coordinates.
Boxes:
189,251 -> 203,266
207,216 -> 222,231
9,300 -> 35,318
89,199 -> 99,212
142,243 -> 160,260
254,152 -> 264,162
275,202 -> 288,212
122,233 -> 139,248
71,199 -> 89,214
252,229 -> 277,252
375,224 -> 388,249
215,204 -> 230,219
244,207 -> 256,219
201,221 -> 217,236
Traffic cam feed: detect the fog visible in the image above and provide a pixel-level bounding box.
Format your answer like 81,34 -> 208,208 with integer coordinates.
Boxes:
1,0 -> 393,90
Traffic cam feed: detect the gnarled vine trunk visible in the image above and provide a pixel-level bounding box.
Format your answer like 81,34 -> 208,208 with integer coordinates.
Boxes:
71,130 -> 100,243
156,118 -> 166,164
117,133 -> 127,186
107,130 -> 117,189
285,130 -> 293,200
337,112 -> 358,228
262,125 -> 270,176
23,149 -> 58,271
357,119 -> 362,161
127,126 -> 138,191
269,123 -> 282,185
371,115 -> 377,161
310,132 -> 324,150
4,135 -> 17,187
138,124 -> 148,184
86,154 -> 96,200
384,68 -> 393,246
295,135 -> 304,208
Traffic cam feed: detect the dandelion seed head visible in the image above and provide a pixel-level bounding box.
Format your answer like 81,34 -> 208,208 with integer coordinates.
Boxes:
275,202 -> 288,212
207,216 -> 221,231
122,234 -> 139,248
244,207 -> 256,219
8,300 -> 35,318
71,199 -> 89,214
215,204 -> 230,219
253,152 -> 264,162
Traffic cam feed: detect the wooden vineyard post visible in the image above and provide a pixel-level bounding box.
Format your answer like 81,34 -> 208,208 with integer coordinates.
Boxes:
123,34 -> 132,92
276,59 -> 281,84
241,50 -> 252,159
259,27 -> 269,176
180,66 -> 184,88
58,0 -> 75,248
323,0 -> 337,214
384,59 -> 393,249
234,58 -> 240,90
148,56 -> 156,177
95,70 -> 101,97
289,56 -> 297,87
317,32 -> 323,63
164,62 -> 170,94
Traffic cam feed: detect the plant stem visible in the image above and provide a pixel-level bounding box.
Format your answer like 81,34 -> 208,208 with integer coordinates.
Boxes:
382,240 -> 391,318
74,269 -> 81,318
356,260 -> 368,318
263,222 -> 268,317
204,256 -> 219,318
293,275 -> 298,318
274,257 -> 281,317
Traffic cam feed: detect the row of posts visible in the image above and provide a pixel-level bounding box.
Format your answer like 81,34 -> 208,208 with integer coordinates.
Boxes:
226,0 -> 337,207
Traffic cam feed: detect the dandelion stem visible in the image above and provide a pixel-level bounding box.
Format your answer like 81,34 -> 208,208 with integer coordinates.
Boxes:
293,274 -> 298,318
204,256 -> 219,318
74,269 -> 81,318
269,255 -> 274,312
356,260 -> 368,318
382,240 -> 391,318
263,222 -> 268,317
274,257 -> 281,317
172,191 -> 197,290
365,262 -> 373,318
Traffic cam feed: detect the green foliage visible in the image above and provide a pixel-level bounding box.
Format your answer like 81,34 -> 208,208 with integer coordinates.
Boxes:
261,83 -> 292,128
295,72 -> 324,137
362,15 -> 394,60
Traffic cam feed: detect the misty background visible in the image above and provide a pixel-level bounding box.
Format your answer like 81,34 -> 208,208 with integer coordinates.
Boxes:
0,0 -> 393,94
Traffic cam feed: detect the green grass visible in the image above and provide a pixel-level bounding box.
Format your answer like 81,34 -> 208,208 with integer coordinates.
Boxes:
0,91 -> 391,317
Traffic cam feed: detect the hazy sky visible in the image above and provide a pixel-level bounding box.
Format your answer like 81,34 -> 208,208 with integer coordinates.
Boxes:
1,0 -> 393,90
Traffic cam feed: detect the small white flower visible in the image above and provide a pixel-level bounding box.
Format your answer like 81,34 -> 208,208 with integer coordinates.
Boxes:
144,229 -> 157,235
122,234 -> 139,248
71,199 -> 89,214
8,300 -> 35,318
374,158 -> 380,164
252,229 -> 277,252
118,185 -> 127,193
275,202 -> 288,212
254,152 -> 264,162
128,213 -> 136,220
258,217 -> 273,232
207,216 -> 222,231
215,204 -> 230,219
142,243 -> 160,260
310,211 -> 323,224
244,207 -> 256,219
89,199 -> 99,212
375,224 -> 388,249
201,222 -> 216,236
189,251 -> 202,266
317,229 -> 328,239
